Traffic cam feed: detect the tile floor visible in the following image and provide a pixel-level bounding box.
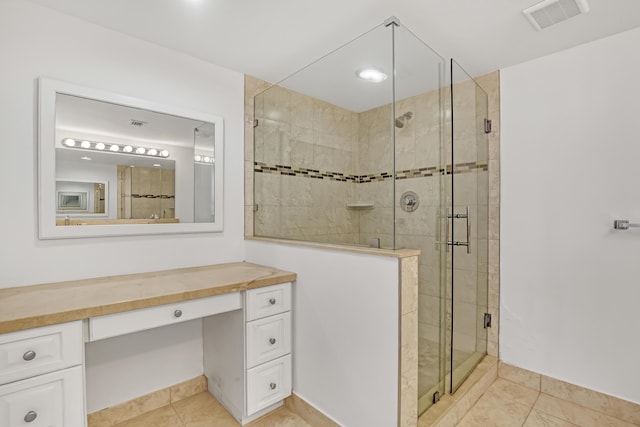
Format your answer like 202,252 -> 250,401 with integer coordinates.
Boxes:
113,379 -> 637,427
456,378 -> 637,427
112,391 -> 311,427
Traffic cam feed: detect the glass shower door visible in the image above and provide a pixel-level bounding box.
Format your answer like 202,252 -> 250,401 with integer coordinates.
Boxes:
449,60 -> 489,392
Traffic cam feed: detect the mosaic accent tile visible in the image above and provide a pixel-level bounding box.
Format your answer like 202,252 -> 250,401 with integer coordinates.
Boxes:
131,194 -> 175,199
254,161 -> 487,183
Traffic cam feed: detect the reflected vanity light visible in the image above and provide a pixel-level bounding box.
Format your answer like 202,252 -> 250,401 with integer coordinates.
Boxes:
61,138 -> 170,158
356,67 -> 388,83
194,154 -> 214,164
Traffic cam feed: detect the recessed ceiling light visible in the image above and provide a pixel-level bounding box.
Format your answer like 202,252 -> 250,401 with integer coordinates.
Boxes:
356,67 -> 388,83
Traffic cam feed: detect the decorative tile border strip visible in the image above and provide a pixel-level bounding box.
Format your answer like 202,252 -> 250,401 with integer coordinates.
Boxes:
254,161 -> 487,183
131,194 -> 175,199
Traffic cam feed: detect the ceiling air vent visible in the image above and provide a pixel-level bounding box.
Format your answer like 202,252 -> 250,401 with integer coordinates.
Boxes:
129,119 -> 147,127
523,0 -> 589,31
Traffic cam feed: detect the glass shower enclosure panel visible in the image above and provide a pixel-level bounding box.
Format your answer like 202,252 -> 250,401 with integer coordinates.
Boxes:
253,24 -> 394,246
392,24 -> 448,414
449,59 -> 489,392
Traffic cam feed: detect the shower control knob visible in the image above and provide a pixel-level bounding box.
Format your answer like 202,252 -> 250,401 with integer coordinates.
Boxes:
24,411 -> 38,423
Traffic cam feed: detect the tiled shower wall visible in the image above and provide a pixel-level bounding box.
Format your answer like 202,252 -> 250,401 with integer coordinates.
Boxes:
253,85 -> 361,244
244,71 -> 501,360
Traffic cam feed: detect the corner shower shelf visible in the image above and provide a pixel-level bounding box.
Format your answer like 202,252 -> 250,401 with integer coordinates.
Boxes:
346,202 -> 374,209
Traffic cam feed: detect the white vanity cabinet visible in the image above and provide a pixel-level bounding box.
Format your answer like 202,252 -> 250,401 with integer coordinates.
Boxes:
204,282 -> 292,425
0,263 -> 296,426
0,321 -> 85,427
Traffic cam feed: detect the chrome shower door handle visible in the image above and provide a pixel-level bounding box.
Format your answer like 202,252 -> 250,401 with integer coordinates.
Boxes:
466,206 -> 471,254
445,208 -> 450,252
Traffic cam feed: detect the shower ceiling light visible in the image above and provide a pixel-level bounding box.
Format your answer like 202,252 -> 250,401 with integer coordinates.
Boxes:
356,67 -> 387,83
60,138 -> 170,159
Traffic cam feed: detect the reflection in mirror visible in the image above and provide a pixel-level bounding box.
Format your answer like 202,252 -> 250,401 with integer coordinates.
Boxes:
194,122 -> 215,223
56,180 -> 107,215
39,78 -> 224,239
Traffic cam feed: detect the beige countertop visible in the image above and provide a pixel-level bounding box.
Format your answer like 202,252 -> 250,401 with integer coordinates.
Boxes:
0,262 -> 296,334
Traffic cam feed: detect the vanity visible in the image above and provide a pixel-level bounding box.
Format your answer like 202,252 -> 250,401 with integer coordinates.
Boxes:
0,262 -> 296,426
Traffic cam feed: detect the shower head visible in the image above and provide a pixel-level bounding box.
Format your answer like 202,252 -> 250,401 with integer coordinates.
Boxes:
395,112 -> 413,128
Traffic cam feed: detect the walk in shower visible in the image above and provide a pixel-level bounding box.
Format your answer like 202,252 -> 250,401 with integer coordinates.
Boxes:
252,17 -> 489,415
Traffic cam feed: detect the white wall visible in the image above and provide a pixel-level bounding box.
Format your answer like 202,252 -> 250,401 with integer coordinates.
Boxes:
501,27 -> 640,404
0,0 -> 245,287
245,240 -> 400,427
0,0 -> 244,412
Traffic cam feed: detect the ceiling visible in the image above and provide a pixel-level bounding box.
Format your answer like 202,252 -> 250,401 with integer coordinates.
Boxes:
27,0 -> 640,83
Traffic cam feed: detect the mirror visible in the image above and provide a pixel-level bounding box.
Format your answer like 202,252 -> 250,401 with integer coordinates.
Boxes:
38,78 -> 224,239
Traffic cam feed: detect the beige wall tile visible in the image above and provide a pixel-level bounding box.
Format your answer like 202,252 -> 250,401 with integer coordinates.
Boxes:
169,375 -> 208,403
88,388 -> 170,427
498,361 -> 541,391
284,393 -> 340,427
401,256 -> 419,315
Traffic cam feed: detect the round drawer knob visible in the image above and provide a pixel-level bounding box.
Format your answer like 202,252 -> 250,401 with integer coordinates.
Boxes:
23,350 -> 36,361
24,411 -> 38,423
269,338 -> 276,345
174,310 -> 183,318
268,298 -> 276,305
269,382 -> 277,390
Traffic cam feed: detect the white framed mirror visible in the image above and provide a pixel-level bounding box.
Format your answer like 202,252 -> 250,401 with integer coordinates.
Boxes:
38,78 -> 224,239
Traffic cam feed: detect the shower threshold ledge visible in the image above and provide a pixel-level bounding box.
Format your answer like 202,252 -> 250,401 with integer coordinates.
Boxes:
245,236 -> 420,259
418,355 -> 498,427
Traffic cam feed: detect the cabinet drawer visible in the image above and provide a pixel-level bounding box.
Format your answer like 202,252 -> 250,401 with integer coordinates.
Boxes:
0,366 -> 85,427
246,354 -> 291,416
245,283 -> 291,321
0,322 -> 83,386
89,292 -> 242,341
246,312 -> 291,369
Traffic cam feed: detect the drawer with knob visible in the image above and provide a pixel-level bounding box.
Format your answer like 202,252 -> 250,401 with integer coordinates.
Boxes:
89,292 -> 242,341
246,354 -> 291,415
0,321 -> 83,386
0,365 -> 84,426
246,312 -> 291,369
245,282 -> 291,321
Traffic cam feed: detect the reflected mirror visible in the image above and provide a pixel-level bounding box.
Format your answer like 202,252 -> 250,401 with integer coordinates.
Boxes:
39,78 -> 224,239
